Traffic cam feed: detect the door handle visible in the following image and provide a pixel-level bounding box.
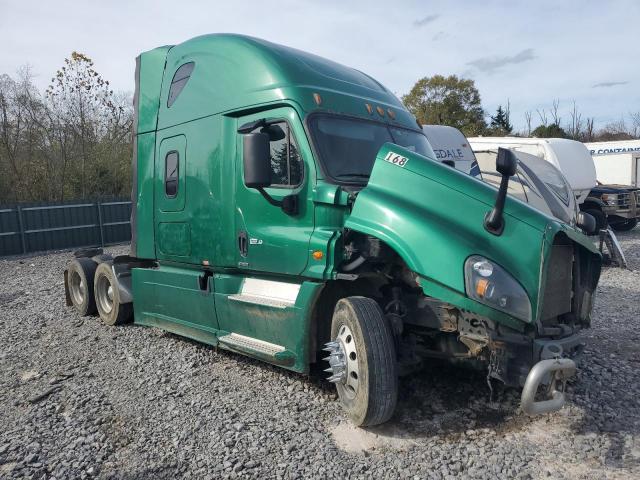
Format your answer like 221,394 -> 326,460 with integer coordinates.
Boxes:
238,231 -> 248,257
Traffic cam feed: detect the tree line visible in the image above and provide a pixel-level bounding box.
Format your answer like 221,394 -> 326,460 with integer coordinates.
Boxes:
402,74 -> 640,141
0,53 -> 132,204
2,56 -> 638,204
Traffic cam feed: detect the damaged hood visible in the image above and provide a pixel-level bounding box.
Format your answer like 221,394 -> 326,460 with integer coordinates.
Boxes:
345,143 -> 600,329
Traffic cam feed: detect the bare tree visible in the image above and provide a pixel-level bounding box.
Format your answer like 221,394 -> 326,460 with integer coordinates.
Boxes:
524,110 -> 532,136
585,118 -> 595,142
0,68 -> 39,201
0,58 -> 132,204
568,100 -> 584,140
595,118 -> 634,141
629,111 -> 640,138
536,108 -> 548,127
550,99 -> 561,126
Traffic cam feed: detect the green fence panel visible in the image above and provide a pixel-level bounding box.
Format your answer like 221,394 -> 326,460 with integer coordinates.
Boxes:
0,199 -> 131,257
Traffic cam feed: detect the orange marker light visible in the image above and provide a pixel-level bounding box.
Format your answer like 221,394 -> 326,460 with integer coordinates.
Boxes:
387,109 -> 396,119
312,250 -> 324,260
376,106 -> 385,116
476,278 -> 494,298
365,103 -> 373,115
313,93 -> 322,105
476,278 -> 490,298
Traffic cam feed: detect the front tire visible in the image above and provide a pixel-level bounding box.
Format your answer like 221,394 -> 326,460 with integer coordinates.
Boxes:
611,218 -> 638,231
329,297 -> 398,426
94,262 -> 132,326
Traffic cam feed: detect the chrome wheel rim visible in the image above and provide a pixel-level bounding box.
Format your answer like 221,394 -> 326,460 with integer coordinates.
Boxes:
324,324 -> 360,399
69,271 -> 85,306
96,274 -> 114,315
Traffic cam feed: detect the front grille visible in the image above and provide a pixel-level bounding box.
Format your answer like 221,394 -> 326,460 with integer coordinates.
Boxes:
617,192 -> 632,209
540,240 -> 573,324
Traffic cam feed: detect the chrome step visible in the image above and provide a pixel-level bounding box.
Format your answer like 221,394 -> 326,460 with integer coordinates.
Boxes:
228,293 -> 293,309
228,278 -> 300,309
218,333 -> 285,356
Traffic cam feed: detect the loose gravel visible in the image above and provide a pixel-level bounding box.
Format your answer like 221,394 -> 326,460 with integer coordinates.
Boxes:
1,231 -> 639,479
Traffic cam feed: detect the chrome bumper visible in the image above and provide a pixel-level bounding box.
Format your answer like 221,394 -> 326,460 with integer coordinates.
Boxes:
521,358 -> 576,415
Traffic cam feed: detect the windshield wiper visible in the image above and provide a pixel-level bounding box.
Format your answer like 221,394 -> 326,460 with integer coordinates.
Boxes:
334,173 -> 370,179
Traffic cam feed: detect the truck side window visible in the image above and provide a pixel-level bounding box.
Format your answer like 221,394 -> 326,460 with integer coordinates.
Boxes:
167,62 -> 195,108
165,151 -> 179,197
261,122 -> 303,188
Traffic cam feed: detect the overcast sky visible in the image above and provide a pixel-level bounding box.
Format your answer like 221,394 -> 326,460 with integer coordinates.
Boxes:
1,0 -> 638,131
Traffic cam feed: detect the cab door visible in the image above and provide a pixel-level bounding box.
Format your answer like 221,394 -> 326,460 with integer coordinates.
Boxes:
233,107 -> 316,276
155,134 -> 191,260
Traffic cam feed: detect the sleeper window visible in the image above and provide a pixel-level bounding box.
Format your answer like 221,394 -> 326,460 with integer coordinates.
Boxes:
167,62 -> 195,108
256,121 -> 303,188
165,151 -> 179,197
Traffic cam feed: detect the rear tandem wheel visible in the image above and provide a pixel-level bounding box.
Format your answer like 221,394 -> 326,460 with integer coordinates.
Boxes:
94,262 -> 133,326
66,258 -> 98,316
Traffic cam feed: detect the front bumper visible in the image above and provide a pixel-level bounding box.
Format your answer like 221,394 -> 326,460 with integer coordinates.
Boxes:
521,358 -> 576,415
493,331 -> 584,387
604,206 -> 639,220
602,190 -> 639,219
490,331 -> 585,415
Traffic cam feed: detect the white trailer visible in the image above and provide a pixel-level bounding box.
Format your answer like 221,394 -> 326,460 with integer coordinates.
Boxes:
584,140 -> 640,187
467,137 -> 597,204
422,125 -> 480,176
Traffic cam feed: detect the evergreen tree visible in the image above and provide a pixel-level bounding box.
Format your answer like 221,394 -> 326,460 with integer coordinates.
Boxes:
490,105 -> 513,134
531,123 -> 567,138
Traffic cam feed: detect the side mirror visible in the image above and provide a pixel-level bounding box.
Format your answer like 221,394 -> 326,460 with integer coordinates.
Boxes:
577,211 -> 596,235
484,148 -> 518,236
496,147 -> 518,176
243,132 -> 272,188
241,130 -> 299,216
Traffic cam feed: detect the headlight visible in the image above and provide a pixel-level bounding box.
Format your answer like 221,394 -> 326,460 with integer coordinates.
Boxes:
601,194 -> 617,206
464,255 -> 532,322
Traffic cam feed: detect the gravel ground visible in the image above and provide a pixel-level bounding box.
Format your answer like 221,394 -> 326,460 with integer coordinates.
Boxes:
1,230 -> 639,480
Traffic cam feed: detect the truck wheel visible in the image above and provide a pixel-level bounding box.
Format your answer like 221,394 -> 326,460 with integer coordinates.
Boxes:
94,262 -> 132,326
611,218 -> 638,232
66,258 -> 98,316
325,297 -> 398,426
584,208 -> 607,232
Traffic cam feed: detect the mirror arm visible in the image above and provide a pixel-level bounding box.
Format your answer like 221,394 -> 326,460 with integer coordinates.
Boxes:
484,174 -> 509,236
256,187 -> 299,216
256,187 -> 282,207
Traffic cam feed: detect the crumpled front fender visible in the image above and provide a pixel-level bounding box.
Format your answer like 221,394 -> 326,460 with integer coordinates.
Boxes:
345,143 -> 557,329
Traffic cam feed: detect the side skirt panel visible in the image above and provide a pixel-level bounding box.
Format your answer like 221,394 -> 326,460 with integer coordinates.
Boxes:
131,266 -> 324,373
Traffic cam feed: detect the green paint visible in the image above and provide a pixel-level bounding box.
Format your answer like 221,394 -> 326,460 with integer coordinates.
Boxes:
129,34 -> 600,375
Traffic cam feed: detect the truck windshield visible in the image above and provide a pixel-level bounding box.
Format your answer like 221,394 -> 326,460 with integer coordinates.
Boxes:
308,114 -> 435,183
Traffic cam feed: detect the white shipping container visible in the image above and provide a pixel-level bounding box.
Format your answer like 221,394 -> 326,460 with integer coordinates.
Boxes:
584,140 -> 640,187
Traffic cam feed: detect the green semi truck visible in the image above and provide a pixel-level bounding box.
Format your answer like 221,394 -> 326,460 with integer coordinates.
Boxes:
64,34 -> 601,426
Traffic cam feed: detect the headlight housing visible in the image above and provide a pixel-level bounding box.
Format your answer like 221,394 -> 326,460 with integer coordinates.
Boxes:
464,255 -> 532,322
601,194 -> 618,206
